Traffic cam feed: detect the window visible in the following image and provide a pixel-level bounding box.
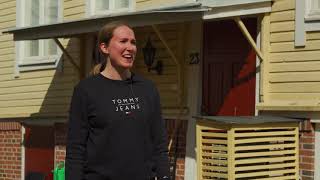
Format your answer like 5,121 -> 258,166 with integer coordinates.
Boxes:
306,0 -> 320,20
16,0 -> 62,72
87,0 -> 134,16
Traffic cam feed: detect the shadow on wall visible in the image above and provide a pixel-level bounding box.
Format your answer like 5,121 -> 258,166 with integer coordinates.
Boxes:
30,38 -> 83,119
24,38 -> 82,180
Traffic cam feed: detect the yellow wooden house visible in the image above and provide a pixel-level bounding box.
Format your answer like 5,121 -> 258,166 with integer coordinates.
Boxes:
0,0 -> 319,179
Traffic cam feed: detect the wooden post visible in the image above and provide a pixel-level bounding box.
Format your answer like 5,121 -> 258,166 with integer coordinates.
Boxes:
234,17 -> 264,62
196,120 -> 202,180
227,127 -> 235,180
53,38 -> 80,72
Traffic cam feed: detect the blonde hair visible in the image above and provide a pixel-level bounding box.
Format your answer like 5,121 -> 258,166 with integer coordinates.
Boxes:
92,21 -> 132,75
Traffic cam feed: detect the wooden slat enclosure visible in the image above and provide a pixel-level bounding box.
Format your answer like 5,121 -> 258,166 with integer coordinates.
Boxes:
197,118 -> 299,180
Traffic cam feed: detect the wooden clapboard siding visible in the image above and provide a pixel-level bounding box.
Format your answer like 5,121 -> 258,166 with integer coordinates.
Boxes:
0,0 -> 15,10
270,61 -> 320,73
270,10 -> 295,22
269,82 -> 320,93
271,0 -> 295,12
270,51 -> 320,62
63,0 -> 85,21
133,24 -> 185,108
261,0 -> 320,109
271,39 -> 320,52
0,0 -> 82,118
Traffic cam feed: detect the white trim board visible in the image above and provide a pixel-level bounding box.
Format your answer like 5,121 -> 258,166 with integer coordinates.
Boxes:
184,21 -> 203,180
315,123 -> 320,180
201,0 -> 271,8
21,126 -> 25,180
295,0 -> 306,47
294,0 -> 320,47
305,21 -> 320,31
203,1 -> 271,20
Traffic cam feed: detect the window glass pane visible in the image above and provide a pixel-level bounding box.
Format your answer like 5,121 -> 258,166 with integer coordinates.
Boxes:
25,40 -> 39,57
115,0 -> 129,9
44,39 -> 58,56
95,0 -> 109,11
25,0 -> 40,26
311,0 -> 320,10
45,0 -> 59,23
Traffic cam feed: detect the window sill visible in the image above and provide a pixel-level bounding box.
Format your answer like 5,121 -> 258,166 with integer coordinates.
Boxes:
311,119 -> 320,123
89,8 -> 132,17
305,16 -> 320,31
16,55 -> 62,74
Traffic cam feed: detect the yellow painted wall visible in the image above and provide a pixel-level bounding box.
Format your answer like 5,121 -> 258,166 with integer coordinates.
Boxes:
64,0 -> 85,21
0,0 -> 188,118
133,23 -> 188,116
136,0 -> 186,10
0,0 -> 81,118
261,0 -> 320,110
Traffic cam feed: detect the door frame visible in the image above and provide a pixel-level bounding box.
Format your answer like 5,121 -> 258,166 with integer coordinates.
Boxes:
22,121 -> 55,180
184,15 -> 263,179
201,17 -> 260,116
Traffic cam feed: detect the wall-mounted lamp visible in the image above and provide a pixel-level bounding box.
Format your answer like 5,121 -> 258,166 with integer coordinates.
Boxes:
143,37 -> 162,75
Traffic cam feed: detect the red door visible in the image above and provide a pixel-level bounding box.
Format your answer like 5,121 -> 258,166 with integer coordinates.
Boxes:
25,125 -> 54,180
202,18 -> 257,116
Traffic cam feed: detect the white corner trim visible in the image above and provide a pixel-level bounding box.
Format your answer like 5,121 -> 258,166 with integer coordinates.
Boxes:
255,18 -> 261,116
21,125 -> 25,180
184,21 -> 202,180
201,0 -> 271,7
295,0 -> 306,47
315,124 -> 320,180
311,119 -> 320,123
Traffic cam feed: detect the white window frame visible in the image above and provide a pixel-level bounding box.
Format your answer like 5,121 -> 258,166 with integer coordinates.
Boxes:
304,0 -> 320,32
86,0 -> 135,17
294,0 -> 320,47
15,0 -> 63,74
306,0 -> 320,21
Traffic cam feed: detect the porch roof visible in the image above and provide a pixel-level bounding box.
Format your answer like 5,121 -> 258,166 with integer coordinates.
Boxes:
3,3 -> 208,41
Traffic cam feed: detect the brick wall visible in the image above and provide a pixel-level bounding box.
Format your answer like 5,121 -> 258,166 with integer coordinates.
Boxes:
166,119 -> 188,180
0,122 -> 22,180
299,120 -> 315,180
54,123 -> 67,165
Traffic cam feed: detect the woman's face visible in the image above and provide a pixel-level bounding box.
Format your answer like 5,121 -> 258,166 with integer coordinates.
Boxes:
102,25 -> 137,70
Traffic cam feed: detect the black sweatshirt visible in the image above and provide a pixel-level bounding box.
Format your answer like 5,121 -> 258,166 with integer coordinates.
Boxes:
66,73 -> 170,180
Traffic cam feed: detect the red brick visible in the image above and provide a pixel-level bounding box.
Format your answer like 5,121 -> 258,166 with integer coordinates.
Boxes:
0,125 -> 22,180
300,163 -> 314,170
176,169 -> 184,175
302,157 -> 314,163
300,137 -> 315,143
299,149 -> 314,156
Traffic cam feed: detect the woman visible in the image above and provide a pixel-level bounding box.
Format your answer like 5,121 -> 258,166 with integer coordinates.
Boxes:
66,22 -> 170,180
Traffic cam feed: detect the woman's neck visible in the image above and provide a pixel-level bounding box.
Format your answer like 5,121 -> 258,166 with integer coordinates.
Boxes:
101,63 -> 131,80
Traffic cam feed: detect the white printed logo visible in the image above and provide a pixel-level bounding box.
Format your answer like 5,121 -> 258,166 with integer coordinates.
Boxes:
111,97 -> 140,114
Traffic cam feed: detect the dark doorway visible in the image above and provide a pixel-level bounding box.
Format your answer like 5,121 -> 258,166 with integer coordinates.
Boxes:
25,125 -> 54,180
202,18 -> 257,116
